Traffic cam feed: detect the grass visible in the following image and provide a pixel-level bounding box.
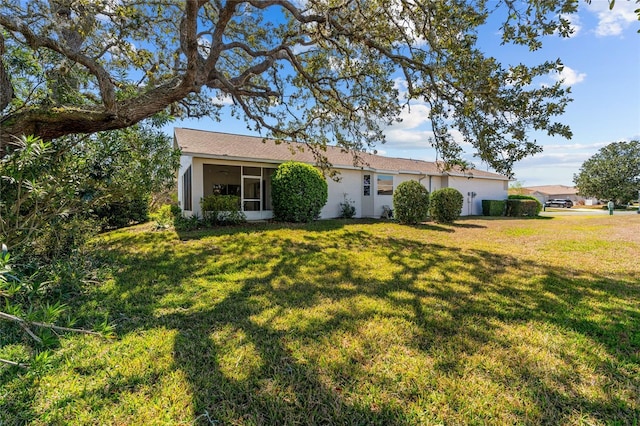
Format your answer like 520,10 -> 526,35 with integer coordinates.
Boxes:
1,215 -> 639,425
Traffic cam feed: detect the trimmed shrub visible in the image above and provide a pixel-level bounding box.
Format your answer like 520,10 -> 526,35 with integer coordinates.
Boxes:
272,161 -> 328,222
201,195 -> 246,225
482,200 -> 506,216
393,180 -> 430,224
429,188 -> 464,223
505,199 -> 539,217
507,194 -> 542,215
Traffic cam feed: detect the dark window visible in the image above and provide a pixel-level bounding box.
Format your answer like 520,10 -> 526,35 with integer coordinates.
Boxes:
363,174 -> 371,196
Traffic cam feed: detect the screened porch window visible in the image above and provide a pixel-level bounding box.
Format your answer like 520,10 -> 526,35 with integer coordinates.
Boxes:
203,164 -> 275,212
205,165 -> 241,197
182,166 -> 192,210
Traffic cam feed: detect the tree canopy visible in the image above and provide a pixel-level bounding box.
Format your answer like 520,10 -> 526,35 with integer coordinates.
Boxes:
573,140 -> 640,205
0,0 -> 631,175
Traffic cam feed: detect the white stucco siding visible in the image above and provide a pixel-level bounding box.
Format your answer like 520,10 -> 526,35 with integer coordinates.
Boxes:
322,168 -> 362,218
447,176 -> 508,216
427,175 -> 445,193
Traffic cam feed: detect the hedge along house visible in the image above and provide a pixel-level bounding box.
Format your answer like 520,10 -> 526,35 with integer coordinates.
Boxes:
175,128 -> 510,220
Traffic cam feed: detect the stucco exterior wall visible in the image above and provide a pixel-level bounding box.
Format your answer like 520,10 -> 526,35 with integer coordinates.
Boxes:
324,168 -> 363,219
447,176 -> 508,216
179,155 -> 508,219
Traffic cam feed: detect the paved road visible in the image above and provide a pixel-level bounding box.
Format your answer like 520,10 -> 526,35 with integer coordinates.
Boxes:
540,208 -> 640,216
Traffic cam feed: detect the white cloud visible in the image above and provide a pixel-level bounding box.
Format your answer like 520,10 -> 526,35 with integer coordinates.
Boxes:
382,102 -> 433,149
393,103 -> 431,129
541,141 -> 609,151
562,14 -> 583,37
584,0 -> 638,36
551,65 -> 586,86
511,140 -> 611,184
212,93 -> 234,106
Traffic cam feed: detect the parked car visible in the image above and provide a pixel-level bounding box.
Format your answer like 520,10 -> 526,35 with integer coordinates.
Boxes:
545,199 -> 573,208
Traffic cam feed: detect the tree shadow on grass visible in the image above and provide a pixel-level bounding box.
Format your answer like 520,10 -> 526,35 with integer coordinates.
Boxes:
25,223 -> 640,424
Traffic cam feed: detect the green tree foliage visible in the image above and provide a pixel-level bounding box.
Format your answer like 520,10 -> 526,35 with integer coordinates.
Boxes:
80,123 -> 180,229
272,162 -> 328,223
0,135 -> 87,253
573,140 -> 640,205
393,180 -> 430,224
2,0 -> 618,176
1,122 -> 179,251
429,188 -> 464,223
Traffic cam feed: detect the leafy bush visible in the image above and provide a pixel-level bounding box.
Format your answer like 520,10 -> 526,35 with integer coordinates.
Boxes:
93,195 -> 150,230
482,200 -> 506,216
393,180 -> 429,224
338,194 -> 356,219
507,194 -> 542,215
0,135 -> 91,254
201,195 -> 246,225
429,188 -> 463,223
150,204 -> 177,229
271,161 -> 328,223
505,199 -> 539,217
173,212 -> 201,232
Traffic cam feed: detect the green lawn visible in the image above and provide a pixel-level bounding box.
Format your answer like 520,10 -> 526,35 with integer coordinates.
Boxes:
2,215 -> 639,425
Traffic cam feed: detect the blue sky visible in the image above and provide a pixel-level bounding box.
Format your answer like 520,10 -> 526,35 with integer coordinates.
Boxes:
169,1 -> 640,187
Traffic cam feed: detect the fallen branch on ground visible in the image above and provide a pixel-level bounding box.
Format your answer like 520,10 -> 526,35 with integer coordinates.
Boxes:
0,310 -> 105,341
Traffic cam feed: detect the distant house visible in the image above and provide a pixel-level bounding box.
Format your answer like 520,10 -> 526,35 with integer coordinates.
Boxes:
174,128 -> 509,220
517,185 -> 598,205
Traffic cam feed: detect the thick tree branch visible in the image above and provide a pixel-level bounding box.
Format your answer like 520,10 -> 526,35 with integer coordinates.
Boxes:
0,13 -> 117,113
0,34 -> 13,111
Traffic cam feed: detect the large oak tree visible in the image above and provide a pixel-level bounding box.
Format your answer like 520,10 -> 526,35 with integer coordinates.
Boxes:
0,0 -> 629,175
573,140 -> 640,205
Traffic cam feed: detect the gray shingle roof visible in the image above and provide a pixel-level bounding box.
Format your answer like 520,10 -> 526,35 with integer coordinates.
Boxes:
174,127 -> 508,180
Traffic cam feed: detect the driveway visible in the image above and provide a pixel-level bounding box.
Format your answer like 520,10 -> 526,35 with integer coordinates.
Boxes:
540,208 -> 640,216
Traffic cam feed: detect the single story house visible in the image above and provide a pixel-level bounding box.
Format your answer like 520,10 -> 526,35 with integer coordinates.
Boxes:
519,185 -> 598,205
175,128 -> 510,220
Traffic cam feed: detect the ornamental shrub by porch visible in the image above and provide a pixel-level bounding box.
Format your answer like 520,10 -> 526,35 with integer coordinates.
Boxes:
272,161 -> 328,222
200,195 -> 246,225
429,187 -> 464,223
393,180 -> 429,224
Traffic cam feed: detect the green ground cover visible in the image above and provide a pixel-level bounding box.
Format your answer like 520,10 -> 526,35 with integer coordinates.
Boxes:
2,215 -> 639,425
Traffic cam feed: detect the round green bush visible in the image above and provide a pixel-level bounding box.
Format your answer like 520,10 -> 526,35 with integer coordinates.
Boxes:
272,161 -> 328,222
393,180 -> 429,224
429,187 -> 464,223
